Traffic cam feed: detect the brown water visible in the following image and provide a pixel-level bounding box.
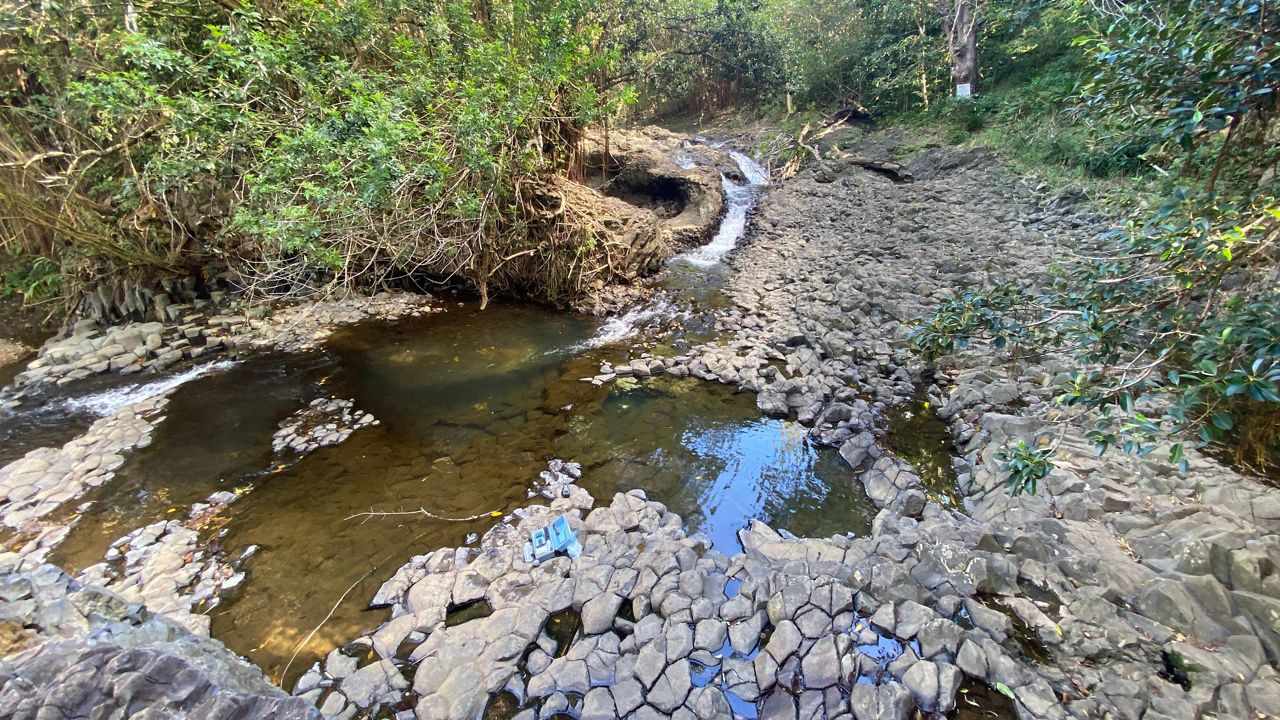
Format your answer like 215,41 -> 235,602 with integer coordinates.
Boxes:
47,303 -> 874,684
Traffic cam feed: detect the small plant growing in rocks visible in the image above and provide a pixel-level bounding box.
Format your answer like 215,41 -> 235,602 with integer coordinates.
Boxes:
994,440 -> 1054,497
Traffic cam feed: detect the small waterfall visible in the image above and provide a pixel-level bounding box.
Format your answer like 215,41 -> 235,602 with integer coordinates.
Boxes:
572,144 -> 769,351
729,150 -> 771,186
571,296 -> 680,352
63,360 -> 239,416
677,150 -> 770,268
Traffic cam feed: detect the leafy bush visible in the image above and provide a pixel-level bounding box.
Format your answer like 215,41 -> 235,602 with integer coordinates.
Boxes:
1076,0 -> 1280,195
910,282 -> 1047,361
1,0 -> 622,306
1,256 -> 61,303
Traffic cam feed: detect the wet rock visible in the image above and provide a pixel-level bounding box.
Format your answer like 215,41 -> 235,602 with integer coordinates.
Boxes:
850,681 -> 913,720
800,635 -> 840,689
272,397 -> 378,456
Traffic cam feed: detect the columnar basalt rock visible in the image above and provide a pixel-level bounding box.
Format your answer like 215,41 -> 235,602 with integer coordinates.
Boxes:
7,292 -> 434,391
298,467 -> 1117,720
77,490 -> 256,637
4,131 -> 1279,720
0,554 -> 318,720
552,131 -> 1280,718
0,394 -> 169,561
272,397 -> 380,456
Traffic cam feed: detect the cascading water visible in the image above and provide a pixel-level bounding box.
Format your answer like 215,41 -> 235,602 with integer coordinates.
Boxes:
569,295 -> 682,352
573,144 -> 770,350
63,359 -> 239,416
676,150 -> 770,268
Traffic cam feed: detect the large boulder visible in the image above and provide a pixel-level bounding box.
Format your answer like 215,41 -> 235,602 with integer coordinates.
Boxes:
542,177 -> 667,281
0,556 -> 318,719
582,126 -> 727,250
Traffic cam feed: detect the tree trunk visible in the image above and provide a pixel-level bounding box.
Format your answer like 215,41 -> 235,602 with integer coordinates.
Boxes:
916,13 -> 931,108
940,1 -> 979,95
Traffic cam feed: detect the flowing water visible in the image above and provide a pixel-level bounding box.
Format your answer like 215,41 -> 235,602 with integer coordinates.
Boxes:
7,146 -> 878,684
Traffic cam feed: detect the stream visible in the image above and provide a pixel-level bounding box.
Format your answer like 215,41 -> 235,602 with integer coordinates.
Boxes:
1,146 -> 877,684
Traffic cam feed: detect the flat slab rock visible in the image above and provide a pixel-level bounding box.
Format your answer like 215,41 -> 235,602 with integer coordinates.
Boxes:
295,139 -> 1280,720
0,554 -> 318,720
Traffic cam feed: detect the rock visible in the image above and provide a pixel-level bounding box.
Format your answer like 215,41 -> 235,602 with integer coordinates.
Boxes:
839,432 -> 880,471
581,687 -> 615,720
581,592 -> 622,635
648,659 -> 693,713
901,660 -> 939,711
800,635 -> 839,689
767,620 -> 803,663
694,618 -> 727,652
759,690 -> 798,720
849,681 -> 913,720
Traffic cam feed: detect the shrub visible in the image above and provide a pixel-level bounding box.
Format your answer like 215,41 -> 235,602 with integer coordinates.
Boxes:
995,441 -> 1055,496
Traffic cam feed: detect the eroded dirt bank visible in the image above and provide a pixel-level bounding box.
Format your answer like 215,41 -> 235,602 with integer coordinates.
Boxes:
2,130 -> 1279,720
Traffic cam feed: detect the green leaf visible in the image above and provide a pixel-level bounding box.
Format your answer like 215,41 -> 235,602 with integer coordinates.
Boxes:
1119,392 -> 1135,412
995,682 -> 1015,699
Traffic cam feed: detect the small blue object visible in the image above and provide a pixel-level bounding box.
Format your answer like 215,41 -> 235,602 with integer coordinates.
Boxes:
523,515 -> 582,564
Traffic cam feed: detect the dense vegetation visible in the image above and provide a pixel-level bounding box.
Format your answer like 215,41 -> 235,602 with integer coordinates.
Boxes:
903,1 -> 1280,475
2,0 -> 1277,470
0,0 -> 1143,309
2,0 -> 622,311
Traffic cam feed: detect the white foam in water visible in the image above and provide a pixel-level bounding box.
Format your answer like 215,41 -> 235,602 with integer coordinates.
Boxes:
569,146 -> 770,351
64,360 -> 239,417
728,150 -> 771,187
673,153 -> 699,170
678,150 -> 770,268
572,296 -> 681,352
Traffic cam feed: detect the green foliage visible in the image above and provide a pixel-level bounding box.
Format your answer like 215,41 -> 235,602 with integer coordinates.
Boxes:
1,256 -> 61,303
909,0 -> 1280,478
1076,0 -> 1280,194
995,440 -> 1054,496
914,200 -> 1280,474
754,0 -> 1085,114
594,0 -> 786,116
2,0 -> 621,304
910,282 -> 1045,362
761,0 -> 944,111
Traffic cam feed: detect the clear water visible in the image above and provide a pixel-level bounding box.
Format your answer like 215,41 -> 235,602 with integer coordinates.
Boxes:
21,145 -> 876,685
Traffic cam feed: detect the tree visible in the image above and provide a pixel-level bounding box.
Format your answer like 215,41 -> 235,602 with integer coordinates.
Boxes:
940,0 -> 979,94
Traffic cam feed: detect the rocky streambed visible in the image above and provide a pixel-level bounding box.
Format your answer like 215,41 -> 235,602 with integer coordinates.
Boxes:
2,127 -> 1279,720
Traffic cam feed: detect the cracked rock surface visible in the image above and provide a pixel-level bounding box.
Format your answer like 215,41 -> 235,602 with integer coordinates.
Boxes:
0,395 -> 169,561
0,554 -> 318,719
2,134 -> 1279,720
272,397 -> 379,455
302,140 -> 1280,719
